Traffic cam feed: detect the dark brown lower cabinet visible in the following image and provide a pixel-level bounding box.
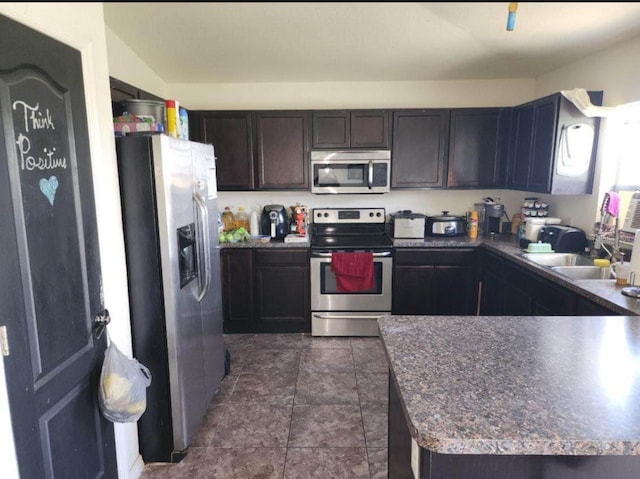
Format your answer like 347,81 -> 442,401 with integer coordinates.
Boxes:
221,249 -> 254,333
389,370 -> 640,479
479,248 -> 620,316
221,248 -> 310,333
392,249 -> 478,315
254,249 -> 310,333
574,296 -> 620,315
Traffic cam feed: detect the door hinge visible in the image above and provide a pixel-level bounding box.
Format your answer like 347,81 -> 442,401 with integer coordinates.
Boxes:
0,326 -> 9,356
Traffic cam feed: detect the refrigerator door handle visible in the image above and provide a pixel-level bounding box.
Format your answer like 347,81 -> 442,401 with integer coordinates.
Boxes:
193,192 -> 211,302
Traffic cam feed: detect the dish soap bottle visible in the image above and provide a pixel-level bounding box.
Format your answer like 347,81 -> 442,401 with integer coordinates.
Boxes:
469,210 -> 479,239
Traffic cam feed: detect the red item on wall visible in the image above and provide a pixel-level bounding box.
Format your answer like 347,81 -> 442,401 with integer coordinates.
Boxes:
330,252 -> 374,292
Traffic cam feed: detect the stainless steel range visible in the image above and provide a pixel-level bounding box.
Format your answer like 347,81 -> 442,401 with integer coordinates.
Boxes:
310,207 -> 393,336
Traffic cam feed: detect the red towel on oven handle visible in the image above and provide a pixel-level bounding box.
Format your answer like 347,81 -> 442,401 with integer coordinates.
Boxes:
331,252 -> 375,292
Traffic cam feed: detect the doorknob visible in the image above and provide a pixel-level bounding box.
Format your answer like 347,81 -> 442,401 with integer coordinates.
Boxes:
94,309 -> 111,340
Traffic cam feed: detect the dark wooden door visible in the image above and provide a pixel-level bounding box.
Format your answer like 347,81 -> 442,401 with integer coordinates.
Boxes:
256,111 -> 309,190
392,265 -> 435,314
480,251 -> 504,315
312,110 -> 350,149
350,110 -> 389,148
221,249 -> 254,333
433,265 -> 478,315
528,96 -> 559,193
0,14 -> 117,479
508,104 -> 534,190
254,250 -> 310,333
447,108 -> 511,188
392,110 -> 449,188
200,111 -> 255,190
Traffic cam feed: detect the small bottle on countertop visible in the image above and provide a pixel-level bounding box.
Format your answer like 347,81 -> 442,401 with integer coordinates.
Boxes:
249,209 -> 260,236
221,206 -> 235,232
468,210 -> 479,239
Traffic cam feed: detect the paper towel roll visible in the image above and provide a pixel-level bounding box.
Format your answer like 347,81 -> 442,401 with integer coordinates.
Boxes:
629,229 -> 640,285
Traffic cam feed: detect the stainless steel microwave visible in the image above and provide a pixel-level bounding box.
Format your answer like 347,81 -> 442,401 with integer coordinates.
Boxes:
310,150 -> 391,194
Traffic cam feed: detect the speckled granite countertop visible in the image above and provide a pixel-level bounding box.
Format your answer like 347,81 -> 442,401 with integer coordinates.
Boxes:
395,234 -> 640,316
219,238 -> 310,248
379,314 -> 640,456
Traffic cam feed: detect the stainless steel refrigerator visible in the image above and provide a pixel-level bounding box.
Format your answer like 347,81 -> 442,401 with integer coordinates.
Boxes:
115,134 -> 224,462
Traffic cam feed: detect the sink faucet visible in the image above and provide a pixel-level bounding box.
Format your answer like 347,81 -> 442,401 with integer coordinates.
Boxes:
594,216 -> 622,262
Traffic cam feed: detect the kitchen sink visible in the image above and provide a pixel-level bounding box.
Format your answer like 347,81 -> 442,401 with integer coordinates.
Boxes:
520,253 -> 594,267
550,265 -> 614,280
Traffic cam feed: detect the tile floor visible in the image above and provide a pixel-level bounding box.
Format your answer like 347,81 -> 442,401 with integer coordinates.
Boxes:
140,333 -> 390,479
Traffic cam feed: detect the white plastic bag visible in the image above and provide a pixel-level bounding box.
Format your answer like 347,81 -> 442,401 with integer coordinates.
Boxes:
98,339 -> 152,423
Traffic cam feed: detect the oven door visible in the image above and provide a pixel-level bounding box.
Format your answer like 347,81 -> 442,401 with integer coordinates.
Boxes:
310,250 -> 392,311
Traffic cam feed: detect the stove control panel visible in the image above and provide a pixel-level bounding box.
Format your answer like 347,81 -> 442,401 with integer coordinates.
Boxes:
312,208 -> 386,224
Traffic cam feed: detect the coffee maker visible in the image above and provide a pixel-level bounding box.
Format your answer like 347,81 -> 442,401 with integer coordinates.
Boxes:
474,200 -> 505,235
261,204 -> 288,240
483,203 -> 504,235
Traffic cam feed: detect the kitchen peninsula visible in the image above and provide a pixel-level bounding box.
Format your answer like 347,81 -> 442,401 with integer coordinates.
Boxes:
380,314 -> 640,478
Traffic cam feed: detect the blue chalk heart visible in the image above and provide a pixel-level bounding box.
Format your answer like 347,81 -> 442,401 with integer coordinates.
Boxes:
39,176 -> 59,206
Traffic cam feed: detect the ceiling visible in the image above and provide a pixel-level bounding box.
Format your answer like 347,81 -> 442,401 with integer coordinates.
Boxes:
103,2 -> 640,83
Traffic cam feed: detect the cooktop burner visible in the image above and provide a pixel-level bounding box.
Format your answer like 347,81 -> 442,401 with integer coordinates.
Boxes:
310,207 -> 392,250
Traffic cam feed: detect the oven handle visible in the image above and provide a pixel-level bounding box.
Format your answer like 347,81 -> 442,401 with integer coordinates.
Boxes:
368,160 -> 373,189
311,251 -> 392,258
312,314 -> 388,320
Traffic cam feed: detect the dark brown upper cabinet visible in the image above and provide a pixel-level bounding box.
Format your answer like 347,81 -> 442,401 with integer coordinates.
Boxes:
507,91 -> 602,194
312,110 -> 389,149
446,108 -> 512,188
255,111 -> 310,190
391,109 -> 449,189
197,111 -> 255,190
191,110 -> 310,191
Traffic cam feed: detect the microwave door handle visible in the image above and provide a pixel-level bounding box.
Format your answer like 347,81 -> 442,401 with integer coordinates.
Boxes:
368,161 -> 373,189
193,192 -> 211,302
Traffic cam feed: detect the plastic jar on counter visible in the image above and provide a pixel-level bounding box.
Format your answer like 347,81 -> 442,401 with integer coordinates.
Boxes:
221,207 -> 236,231
234,207 -> 250,231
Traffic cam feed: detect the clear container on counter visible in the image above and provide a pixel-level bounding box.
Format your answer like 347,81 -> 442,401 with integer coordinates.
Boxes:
222,207 -> 235,232
234,207 -> 250,231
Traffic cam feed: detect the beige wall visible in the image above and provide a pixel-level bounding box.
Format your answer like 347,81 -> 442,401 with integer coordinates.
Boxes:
169,78 -> 535,110
0,4 -> 142,479
105,26 -> 167,100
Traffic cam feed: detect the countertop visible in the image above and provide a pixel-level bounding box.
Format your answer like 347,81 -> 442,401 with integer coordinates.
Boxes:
378,314 -> 640,456
219,231 -> 640,315
394,233 -> 640,316
219,237 -> 310,248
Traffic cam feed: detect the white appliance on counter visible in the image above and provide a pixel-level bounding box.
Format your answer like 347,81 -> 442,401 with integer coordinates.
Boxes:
115,134 -> 225,462
390,210 -> 427,239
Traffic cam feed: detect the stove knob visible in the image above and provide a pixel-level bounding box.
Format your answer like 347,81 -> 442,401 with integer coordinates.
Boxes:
369,212 -> 374,217
324,212 -> 329,218
376,212 -> 382,217
316,212 -> 322,218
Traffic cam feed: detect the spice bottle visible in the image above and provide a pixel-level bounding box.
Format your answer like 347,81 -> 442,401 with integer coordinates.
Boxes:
469,210 -> 479,239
